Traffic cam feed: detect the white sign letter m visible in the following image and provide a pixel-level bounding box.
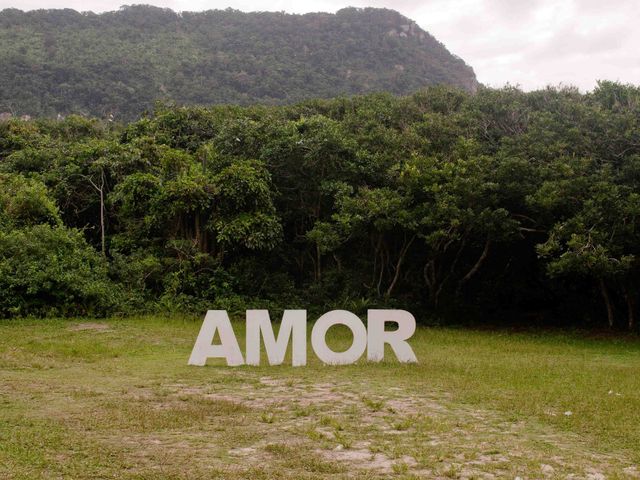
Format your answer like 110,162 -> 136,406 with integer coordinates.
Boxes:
245,309 -> 307,366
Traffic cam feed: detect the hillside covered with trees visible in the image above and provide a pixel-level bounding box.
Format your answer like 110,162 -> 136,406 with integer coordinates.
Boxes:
0,5 -> 477,120
1,82 -> 640,330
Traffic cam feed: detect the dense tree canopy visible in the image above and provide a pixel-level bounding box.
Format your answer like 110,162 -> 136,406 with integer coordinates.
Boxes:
1,82 -> 640,330
0,5 -> 477,120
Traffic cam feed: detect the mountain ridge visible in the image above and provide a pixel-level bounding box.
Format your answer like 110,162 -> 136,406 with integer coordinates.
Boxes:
0,5 -> 478,119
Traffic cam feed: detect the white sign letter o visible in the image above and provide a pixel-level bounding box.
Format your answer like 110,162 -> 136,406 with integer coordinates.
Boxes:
311,310 -> 367,365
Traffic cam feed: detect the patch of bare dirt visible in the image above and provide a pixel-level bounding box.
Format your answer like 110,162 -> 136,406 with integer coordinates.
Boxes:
125,376 -> 639,479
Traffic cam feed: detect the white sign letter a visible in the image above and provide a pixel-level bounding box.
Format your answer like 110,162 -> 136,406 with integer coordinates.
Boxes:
188,310 -> 245,366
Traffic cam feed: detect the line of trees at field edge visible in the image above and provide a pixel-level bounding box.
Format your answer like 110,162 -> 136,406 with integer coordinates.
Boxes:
1,82 -> 639,331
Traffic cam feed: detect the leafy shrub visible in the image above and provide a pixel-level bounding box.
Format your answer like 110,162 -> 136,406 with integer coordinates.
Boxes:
0,173 -> 61,229
0,225 -> 119,316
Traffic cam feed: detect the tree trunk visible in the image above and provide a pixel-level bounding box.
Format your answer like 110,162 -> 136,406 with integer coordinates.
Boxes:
423,260 -> 441,308
599,278 -> 614,329
99,184 -> 105,256
623,287 -> 635,331
195,214 -> 202,252
316,244 -> 322,281
385,235 -> 416,299
333,253 -> 342,273
371,234 -> 382,289
377,241 -> 386,297
456,238 -> 490,296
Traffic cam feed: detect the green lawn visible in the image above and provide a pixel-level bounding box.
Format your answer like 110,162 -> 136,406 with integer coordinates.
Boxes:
1,315 -> 639,479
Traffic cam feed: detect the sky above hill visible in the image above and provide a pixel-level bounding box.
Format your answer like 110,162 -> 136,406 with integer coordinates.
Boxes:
2,0 -> 638,92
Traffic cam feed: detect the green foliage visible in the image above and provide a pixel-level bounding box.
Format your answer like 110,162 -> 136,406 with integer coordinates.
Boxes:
0,225 -> 117,316
0,6 -> 478,120
0,173 -> 61,229
2,82 -> 640,330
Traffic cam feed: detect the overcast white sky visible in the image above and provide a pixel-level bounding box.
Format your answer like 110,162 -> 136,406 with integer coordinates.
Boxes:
1,0 -> 638,91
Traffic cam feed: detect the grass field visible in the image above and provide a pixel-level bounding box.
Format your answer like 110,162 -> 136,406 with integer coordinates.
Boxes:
1,315 -> 639,479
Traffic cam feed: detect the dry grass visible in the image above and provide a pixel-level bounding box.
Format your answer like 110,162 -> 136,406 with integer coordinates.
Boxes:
1,315 -> 639,479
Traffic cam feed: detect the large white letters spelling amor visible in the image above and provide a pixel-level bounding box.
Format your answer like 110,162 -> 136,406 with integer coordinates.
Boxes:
188,309 -> 417,366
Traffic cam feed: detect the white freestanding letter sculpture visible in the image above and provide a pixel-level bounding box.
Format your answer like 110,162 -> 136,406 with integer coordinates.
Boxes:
245,309 -> 307,366
188,308 -> 418,366
367,309 -> 417,363
311,310 -> 368,365
188,310 -> 244,366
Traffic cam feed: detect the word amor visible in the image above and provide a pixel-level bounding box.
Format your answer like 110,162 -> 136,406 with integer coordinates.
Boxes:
188,309 -> 418,366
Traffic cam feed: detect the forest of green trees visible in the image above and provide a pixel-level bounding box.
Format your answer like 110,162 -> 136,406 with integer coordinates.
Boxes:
1,82 -> 640,330
0,5 -> 477,120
